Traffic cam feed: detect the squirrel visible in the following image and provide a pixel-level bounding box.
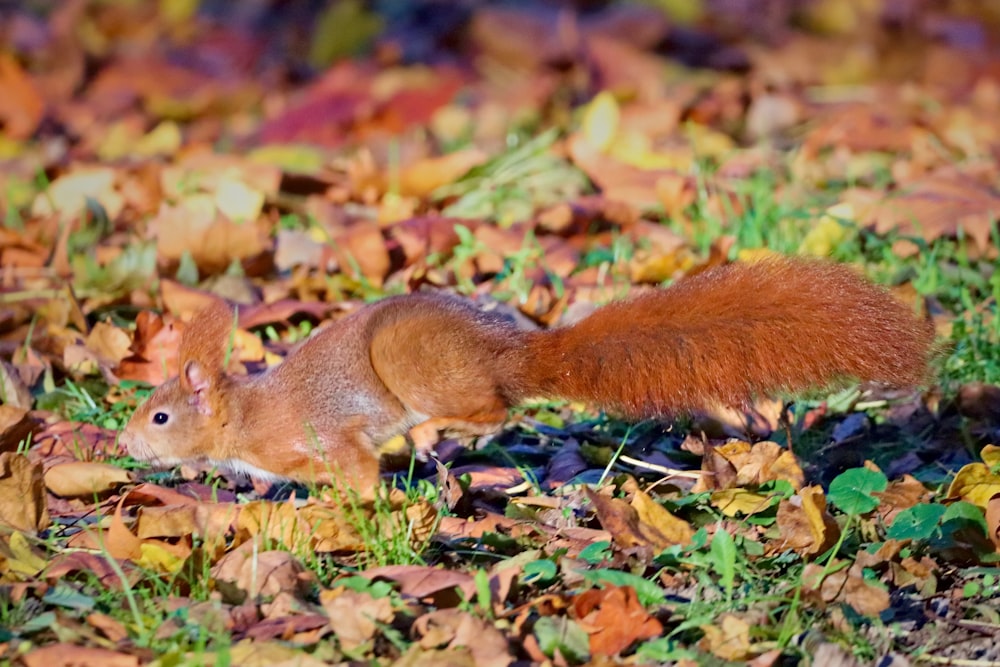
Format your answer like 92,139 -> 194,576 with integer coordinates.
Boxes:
120,256 -> 936,491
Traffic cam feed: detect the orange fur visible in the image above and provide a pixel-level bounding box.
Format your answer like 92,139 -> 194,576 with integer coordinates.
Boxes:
121,257 -> 935,490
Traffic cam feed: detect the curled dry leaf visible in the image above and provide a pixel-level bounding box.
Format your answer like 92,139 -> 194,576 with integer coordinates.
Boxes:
802,561 -> 891,616
0,405 -> 38,451
43,461 -> 133,497
585,486 -> 693,552
0,452 -> 49,534
235,499 -> 364,553
319,588 -> 395,652
775,485 -> 839,557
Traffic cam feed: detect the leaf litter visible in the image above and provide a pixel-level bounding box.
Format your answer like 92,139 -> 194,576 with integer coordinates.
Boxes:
0,1 -> 1000,665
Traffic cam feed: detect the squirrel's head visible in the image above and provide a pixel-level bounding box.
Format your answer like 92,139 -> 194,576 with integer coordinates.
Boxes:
120,359 -> 227,467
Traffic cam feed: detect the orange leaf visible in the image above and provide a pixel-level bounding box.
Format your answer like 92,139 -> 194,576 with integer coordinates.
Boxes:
572,586 -> 663,656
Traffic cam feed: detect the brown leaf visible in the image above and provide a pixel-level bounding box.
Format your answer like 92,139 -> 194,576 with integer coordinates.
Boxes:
21,644 -> 139,667
775,485 -> 839,557
572,586 -> 663,656
135,502 -> 240,542
361,564 -> 473,605
85,321 -> 133,367
331,220 -> 390,287
236,499 -> 362,553
151,196 -> 265,274
870,174 -> 1000,253
802,561 -> 891,616
86,612 -> 129,643
0,405 -> 39,453
986,494 -> 1000,552
212,543 -> 314,600
0,53 -> 44,139
319,588 -> 395,651
0,452 -> 49,534
629,485 -> 695,547
0,362 -> 34,411
699,613 -> 751,661
412,608 -> 513,667
43,461 -> 133,497
586,486 -> 690,552
116,310 -> 183,385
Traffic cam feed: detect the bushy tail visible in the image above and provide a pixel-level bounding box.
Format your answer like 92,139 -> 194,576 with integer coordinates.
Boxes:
509,257 -> 935,417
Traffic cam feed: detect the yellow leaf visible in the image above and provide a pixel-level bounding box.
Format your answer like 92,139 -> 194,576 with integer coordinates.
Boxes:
136,541 -> 185,574
699,613 -> 750,661
687,123 -> 735,159
711,488 -> 773,517
248,144 -> 326,175
5,531 -> 48,576
159,0 -> 199,25
946,462 -> 1000,508
982,445 -> 1000,468
214,177 -> 264,222
799,202 -> 855,256
581,91 -> 620,153
135,121 -> 182,157
631,486 -> 695,547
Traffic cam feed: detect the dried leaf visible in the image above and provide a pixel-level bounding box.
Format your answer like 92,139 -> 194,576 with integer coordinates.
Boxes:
21,644 -> 139,667
0,452 -> 49,534
319,588 -> 395,651
571,585 -> 663,656
44,461 -> 133,497
775,485 -> 839,557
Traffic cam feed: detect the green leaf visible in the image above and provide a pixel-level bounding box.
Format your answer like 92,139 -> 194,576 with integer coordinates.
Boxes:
582,570 -> 666,607
710,528 -> 737,595
534,616 -> 589,663
577,541 -> 613,565
522,559 -> 559,585
886,503 -> 947,541
828,468 -> 887,516
942,501 -> 989,534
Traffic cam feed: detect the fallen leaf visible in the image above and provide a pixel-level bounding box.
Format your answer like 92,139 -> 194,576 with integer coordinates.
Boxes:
572,585 -> 663,656
0,404 -> 38,451
586,486 -> 691,552
21,644 -> 139,667
775,485 -> 839,557
699,613 -> 752,661
0,452 -> 49,534
319,588 -> 395,651
212,543 -> 314,601
946,461 -> 1000,509
412,608 -> 514,667
0,53 -> 44,139
44,461 -> 133,497
802,561 -> 891,616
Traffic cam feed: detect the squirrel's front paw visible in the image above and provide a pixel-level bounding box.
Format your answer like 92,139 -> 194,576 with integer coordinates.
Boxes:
408,421 -> 443,461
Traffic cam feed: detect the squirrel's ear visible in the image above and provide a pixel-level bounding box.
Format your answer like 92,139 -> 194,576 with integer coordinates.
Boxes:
181,360 -> 215,415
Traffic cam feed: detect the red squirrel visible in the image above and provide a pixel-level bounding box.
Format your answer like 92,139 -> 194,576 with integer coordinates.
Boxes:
120,257 -> 935,490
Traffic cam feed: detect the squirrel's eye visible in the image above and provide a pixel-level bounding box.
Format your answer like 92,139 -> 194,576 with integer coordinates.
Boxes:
152,412 -> 169,425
